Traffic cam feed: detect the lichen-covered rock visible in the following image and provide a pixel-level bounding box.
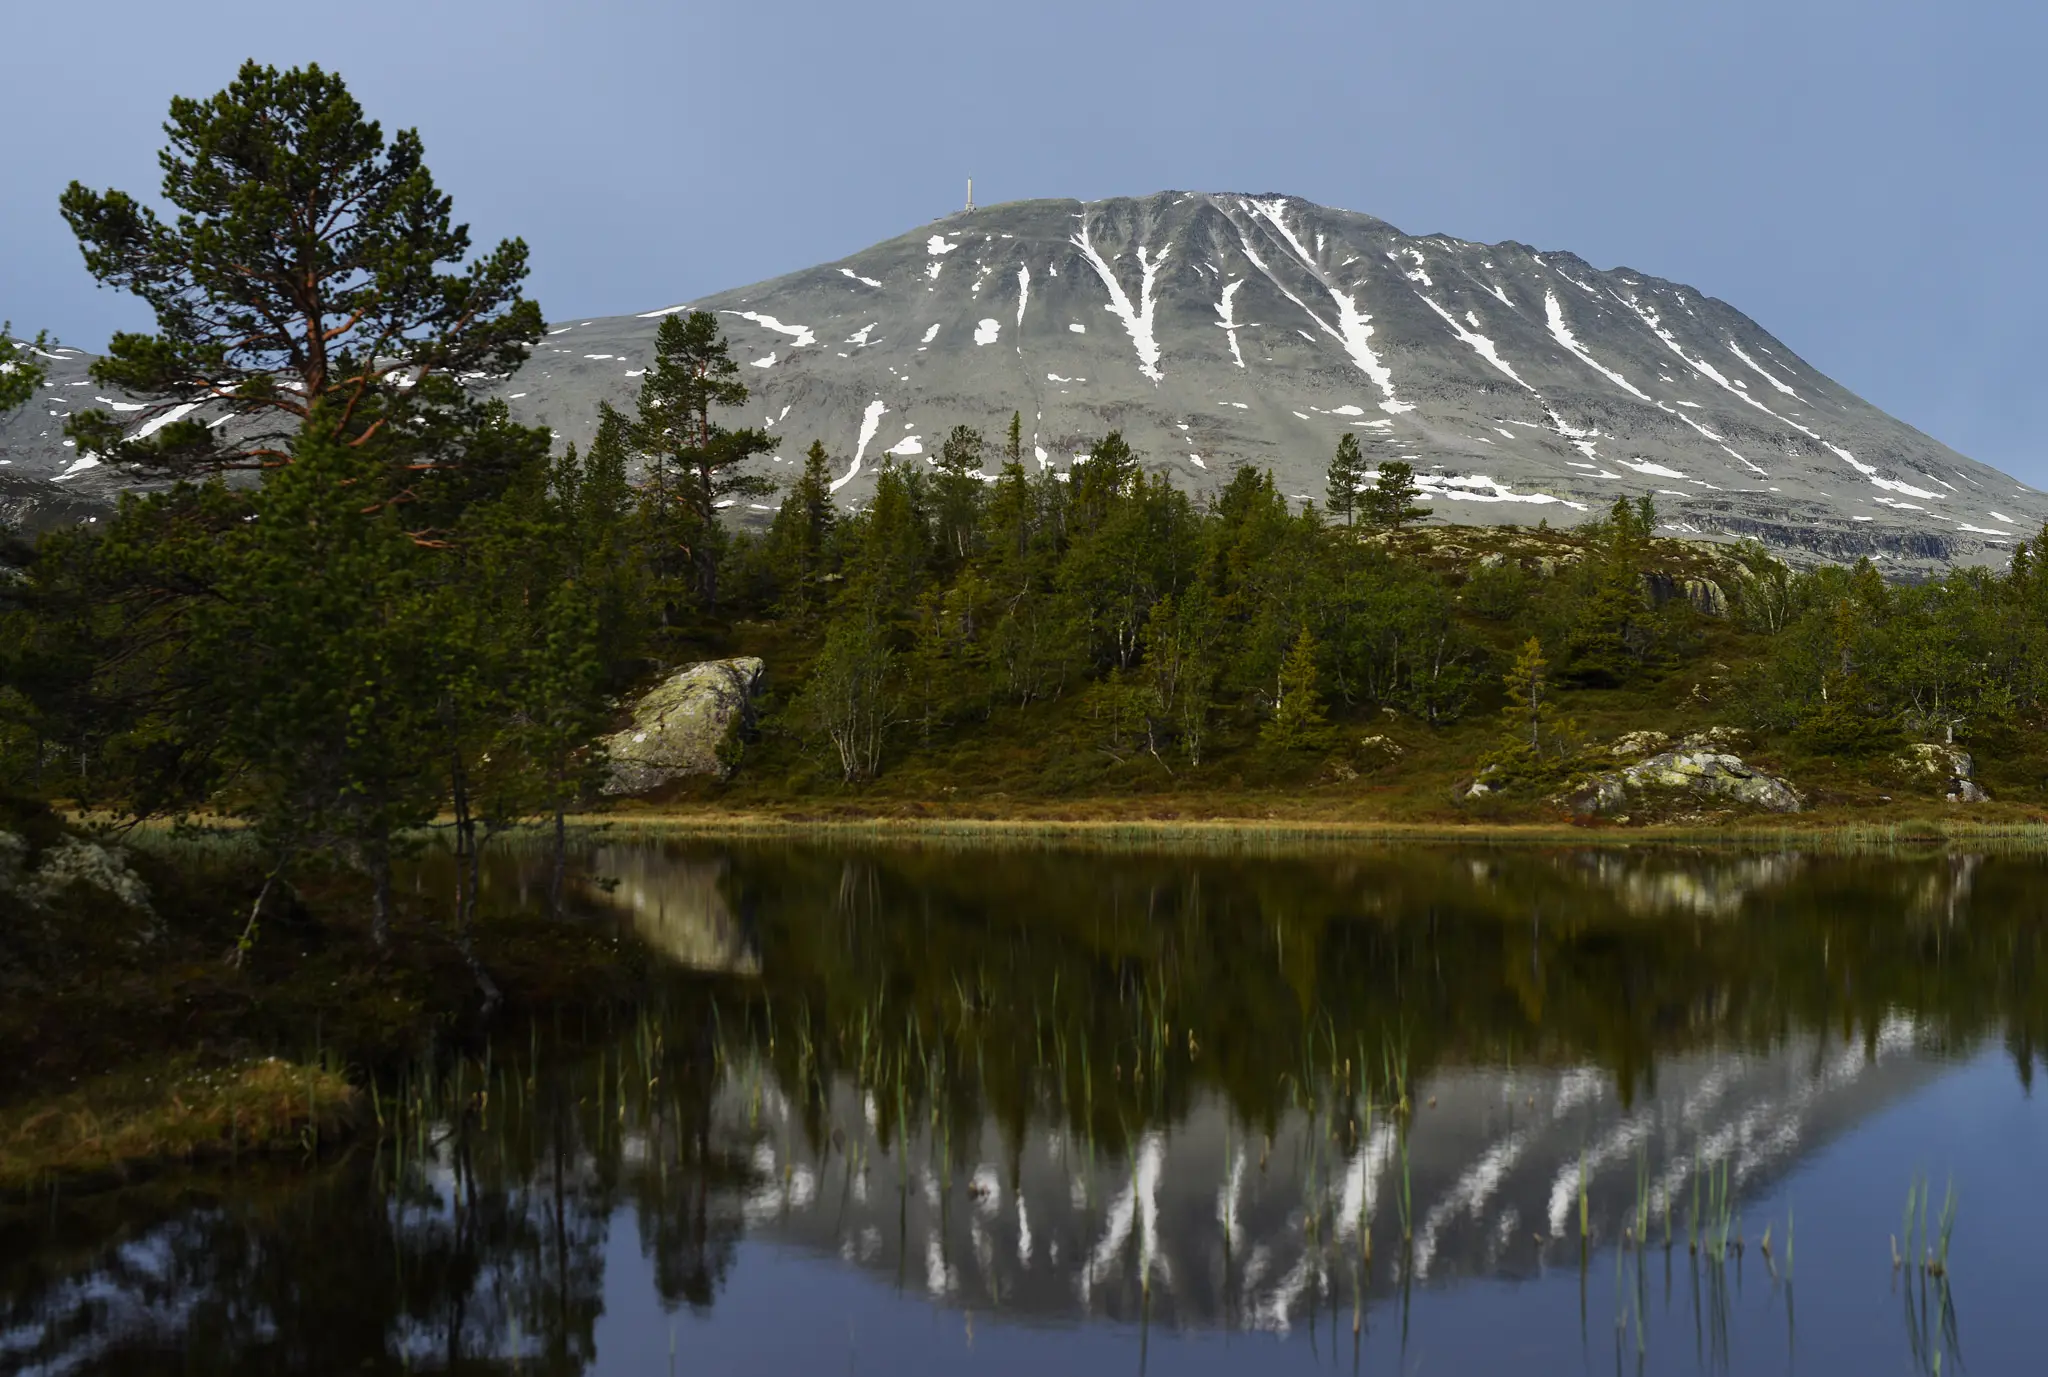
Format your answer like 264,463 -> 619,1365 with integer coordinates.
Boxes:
1683,577 -> 1729,617
1678,726 -> 1750,752
1607,730 -> 1672,759
601,657 -> 765,794
1895,743 -> 1991,804
1566,750 -> 1803,819
29,835 -> 155,914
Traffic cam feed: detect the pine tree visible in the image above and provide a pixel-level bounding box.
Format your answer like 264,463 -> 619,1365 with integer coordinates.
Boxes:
1326,433 -> 1366,525
1006,411 -> 1024,469
627,310 -> 773,613
60,61 -> 541,477
0,324 -> 49,415
1261,629 -> 1332,755
1360,460 -> 1428,530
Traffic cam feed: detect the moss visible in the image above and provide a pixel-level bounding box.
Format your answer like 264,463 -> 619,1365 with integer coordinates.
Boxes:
0,1056 -> 360,1192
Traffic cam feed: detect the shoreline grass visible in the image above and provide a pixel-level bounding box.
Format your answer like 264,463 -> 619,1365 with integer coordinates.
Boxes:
0,1056 -> 361,1194
100,804 -> 2048,856
547,806 -> 2048,854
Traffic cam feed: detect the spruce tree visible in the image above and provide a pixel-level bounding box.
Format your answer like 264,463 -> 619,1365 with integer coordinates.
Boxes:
61,61 -> 542,477
1481,637 -> 1576,787
627,310 -> 773,614
933,424 -> 986,565
1360,460 -> 1428,530
1261,629 -> 1332,754
1326,433 -> 1366,525
764,439 -> 838,617
1006,411 -> 1024,469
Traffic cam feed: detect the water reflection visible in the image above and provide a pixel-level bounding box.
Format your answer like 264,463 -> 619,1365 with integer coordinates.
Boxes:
584,848 -> 758,975
7,841 -> 2048,1374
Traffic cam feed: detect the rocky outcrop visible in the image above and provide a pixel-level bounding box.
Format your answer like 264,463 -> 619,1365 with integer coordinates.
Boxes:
2,828 -> 158,944
1567,750 -> 1803,820
601,658 -> 764,794
1895,743 -> 1990,804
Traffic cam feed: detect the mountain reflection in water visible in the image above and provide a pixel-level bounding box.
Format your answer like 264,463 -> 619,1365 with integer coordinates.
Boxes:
7,840 -> 2048,1375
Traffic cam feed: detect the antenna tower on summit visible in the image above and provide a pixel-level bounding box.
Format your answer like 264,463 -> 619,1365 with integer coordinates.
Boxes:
965,177 -> 974,212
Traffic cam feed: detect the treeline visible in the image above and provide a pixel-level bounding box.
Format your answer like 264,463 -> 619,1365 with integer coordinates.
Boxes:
14,62 -> 2048,947
718,425 -> 1707,782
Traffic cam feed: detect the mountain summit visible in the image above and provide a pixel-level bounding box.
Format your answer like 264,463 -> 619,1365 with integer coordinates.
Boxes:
9,191 -> 2039,570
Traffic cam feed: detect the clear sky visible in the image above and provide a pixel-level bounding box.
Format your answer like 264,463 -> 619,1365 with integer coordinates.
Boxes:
4,0 -> 2042,480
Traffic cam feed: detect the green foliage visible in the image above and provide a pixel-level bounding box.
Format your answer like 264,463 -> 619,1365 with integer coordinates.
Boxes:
1558,496 -> 1691,687
0,323 -> 50,415
3,63 -> 630,951
1479,638 -> 1578,789
932,425 -> 986,567
626,311 -> 774,615
1742,550 -> 2048,755
1326,433 -> 1367,525
1261,630 -> 1334,755
1360,459 -> 1428,531
797,613 -> 898,783
1462,558 -> 1535,622
59,60 -> 541,477
762,439 -> 839,619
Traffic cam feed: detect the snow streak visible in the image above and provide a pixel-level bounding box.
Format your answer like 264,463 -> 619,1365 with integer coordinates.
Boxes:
1071,220 -> 1167,382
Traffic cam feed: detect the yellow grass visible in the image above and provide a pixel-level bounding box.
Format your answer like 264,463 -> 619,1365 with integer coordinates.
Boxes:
0,1056 -> 361,1192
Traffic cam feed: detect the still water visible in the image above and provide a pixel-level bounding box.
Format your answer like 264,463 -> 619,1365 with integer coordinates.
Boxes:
8,841 -> 2048,1374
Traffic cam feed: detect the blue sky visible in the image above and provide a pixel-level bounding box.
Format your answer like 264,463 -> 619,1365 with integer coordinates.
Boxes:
4,0 -> 2042,480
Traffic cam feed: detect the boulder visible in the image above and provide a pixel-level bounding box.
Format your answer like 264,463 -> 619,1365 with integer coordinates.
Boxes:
601,657 -> 765,794
1566,750 -> 1803,820
1895,743 -> 1991,804
1682,577 -> 1730,617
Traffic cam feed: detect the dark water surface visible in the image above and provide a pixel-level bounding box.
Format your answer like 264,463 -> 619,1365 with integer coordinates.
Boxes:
8,840 -> 2048,1375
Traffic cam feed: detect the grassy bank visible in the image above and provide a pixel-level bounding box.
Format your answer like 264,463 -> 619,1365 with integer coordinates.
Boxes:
587,802 -> 2048,852
0,1056 -> 360,1194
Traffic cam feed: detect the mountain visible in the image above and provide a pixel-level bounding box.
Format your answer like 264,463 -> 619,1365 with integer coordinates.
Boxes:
7,192 -> 2039,573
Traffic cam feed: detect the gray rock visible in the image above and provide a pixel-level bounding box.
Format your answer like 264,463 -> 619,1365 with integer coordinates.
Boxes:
29,835 -> 155,914
601,658 -> 765,793
1895,742 -> 1991,804
1607,730 -> 1672,759
1455,765 -> 1503,800
1568,750 -> 1803,818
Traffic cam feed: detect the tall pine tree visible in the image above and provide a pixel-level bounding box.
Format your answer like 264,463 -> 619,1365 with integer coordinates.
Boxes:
61,61 -> 541,481
627,311 -> 772,616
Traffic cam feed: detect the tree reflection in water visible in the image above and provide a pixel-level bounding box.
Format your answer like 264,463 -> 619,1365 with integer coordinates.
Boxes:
6,841 -> 2046,1371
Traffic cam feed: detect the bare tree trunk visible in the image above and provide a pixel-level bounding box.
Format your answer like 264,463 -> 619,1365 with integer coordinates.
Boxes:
550,807 -> 568,917
231,850 -> 293,966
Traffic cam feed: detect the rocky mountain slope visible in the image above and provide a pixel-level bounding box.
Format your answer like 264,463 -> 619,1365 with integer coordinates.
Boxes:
7,192 -> 2040,573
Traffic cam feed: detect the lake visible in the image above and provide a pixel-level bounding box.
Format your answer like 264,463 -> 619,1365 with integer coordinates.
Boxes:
6,838 -> 2046,1374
